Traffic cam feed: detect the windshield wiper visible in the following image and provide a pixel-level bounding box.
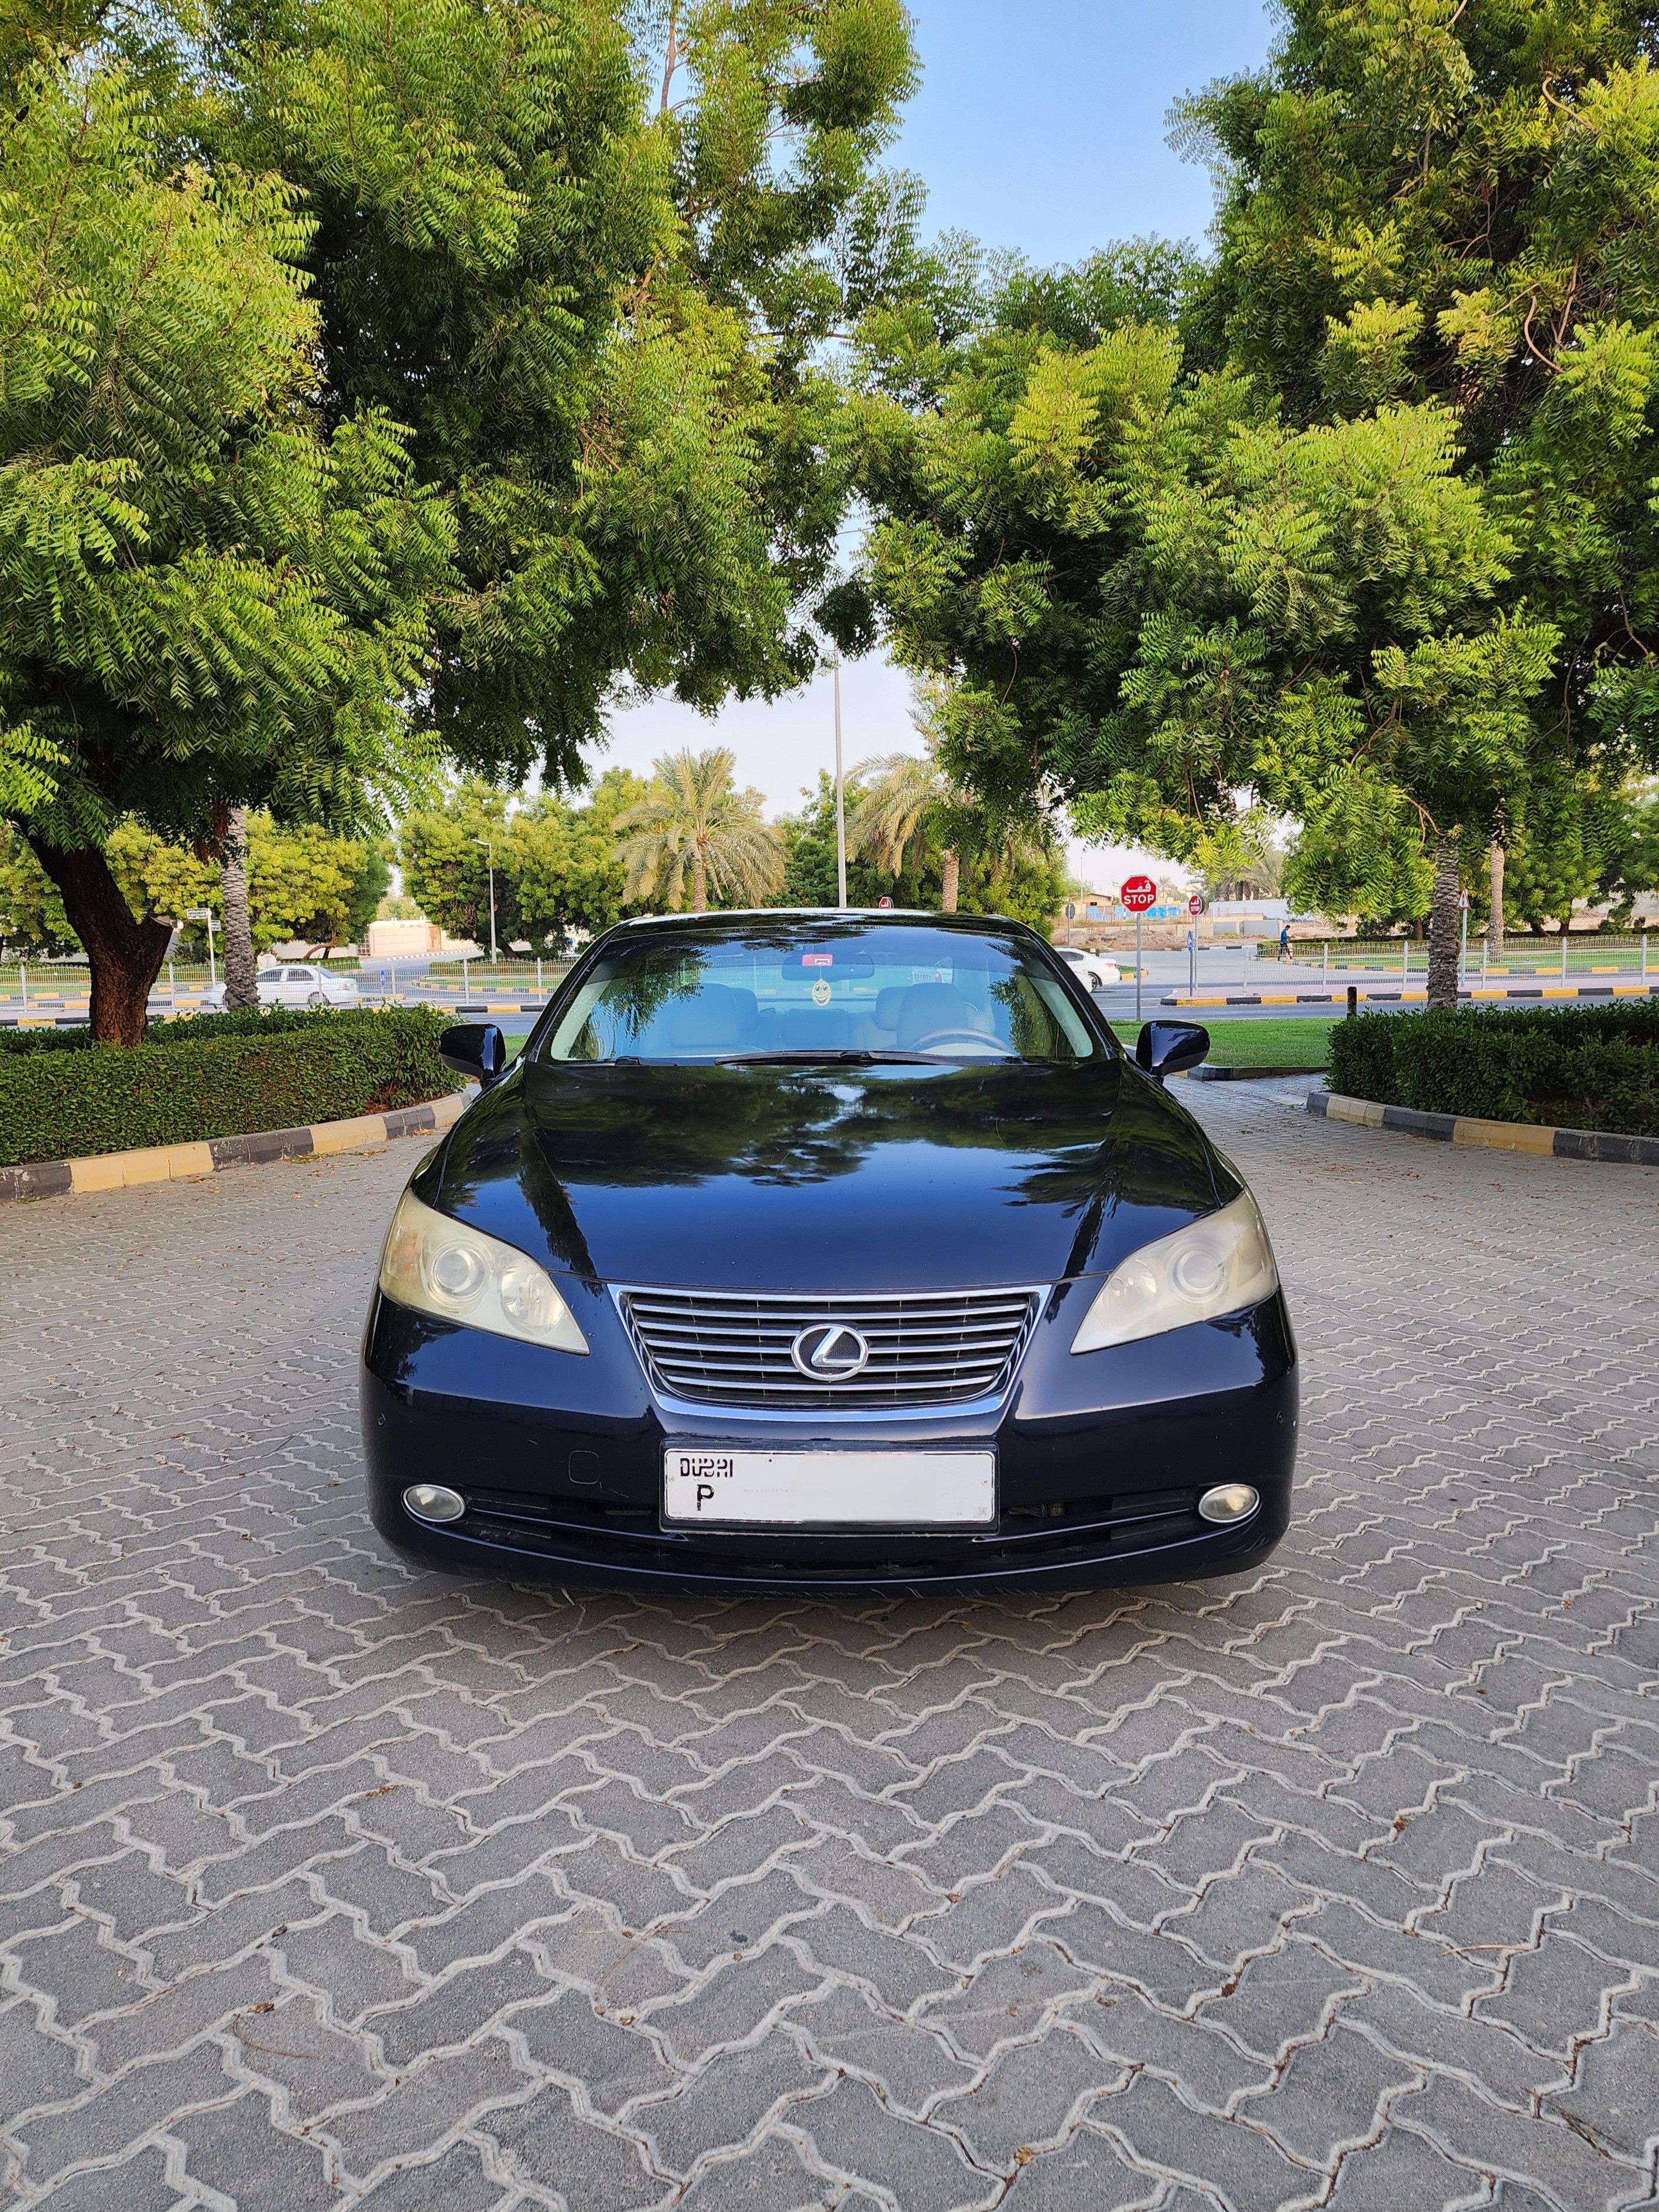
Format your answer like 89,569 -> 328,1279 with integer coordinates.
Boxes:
715,1048 -> 940,1066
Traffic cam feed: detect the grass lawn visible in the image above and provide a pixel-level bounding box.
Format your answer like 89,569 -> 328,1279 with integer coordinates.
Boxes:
493,1017 -> 1336,1071
1111,1016 -> 1336,1068
501,1024 -> 1334,1069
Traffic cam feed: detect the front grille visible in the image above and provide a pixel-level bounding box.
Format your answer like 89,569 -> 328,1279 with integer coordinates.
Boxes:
618,1285 -> 1044,1408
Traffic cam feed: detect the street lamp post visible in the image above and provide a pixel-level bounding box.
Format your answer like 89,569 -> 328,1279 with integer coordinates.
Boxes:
186,906 -> 216,988
473,838 -> 498,963
833,656 -> 848,910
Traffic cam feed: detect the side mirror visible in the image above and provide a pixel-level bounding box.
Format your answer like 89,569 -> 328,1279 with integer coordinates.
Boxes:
439,1022 -> 509,1088
1136,1021 -> 1209,1083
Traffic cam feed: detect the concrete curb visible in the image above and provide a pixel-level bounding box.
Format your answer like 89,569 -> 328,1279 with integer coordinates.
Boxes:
1186,1062 -> 1327,1083
1307,1090 -> 1659,1167
0,1088 -> 471,1204
1164,981 -> 1659,1008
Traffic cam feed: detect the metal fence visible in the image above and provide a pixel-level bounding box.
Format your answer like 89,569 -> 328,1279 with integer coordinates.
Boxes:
1292,934 -> 1654,983
0,954 -> 576,1016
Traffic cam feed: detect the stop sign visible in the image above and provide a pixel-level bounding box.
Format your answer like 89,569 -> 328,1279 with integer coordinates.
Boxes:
1120,874 -> 1157,913
1187,892 -> 1204,917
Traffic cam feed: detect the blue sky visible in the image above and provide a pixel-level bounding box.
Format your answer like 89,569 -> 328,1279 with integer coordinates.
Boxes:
892,0 -> 1271,268
602,1 -> 1277,884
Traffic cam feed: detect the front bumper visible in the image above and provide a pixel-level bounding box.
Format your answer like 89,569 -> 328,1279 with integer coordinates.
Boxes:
359,1269 -> 1297,1594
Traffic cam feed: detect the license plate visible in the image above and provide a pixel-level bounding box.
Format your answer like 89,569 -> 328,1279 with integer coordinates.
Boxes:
662,1449 -> 996,1528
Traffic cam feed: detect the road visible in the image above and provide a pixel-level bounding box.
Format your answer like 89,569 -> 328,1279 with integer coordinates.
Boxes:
2,1083 -> 1657,2208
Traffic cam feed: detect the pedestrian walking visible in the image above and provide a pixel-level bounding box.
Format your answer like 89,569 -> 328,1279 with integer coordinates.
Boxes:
1277,922 -> 1291,962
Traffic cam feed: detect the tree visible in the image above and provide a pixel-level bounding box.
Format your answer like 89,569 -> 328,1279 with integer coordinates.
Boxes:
0,49 -> 448,1040
1190,815 -> 1286,904
220,810 -> 258,1010
2,813 -> 386,959
846,5 -> 1659,1007
399,786 -> 523,950
5,2 -> 918,1042
512,771 -> 653,941
616,749 -> 784,912
848,296 -> 1557,1007
849,747 -> 972,912
398,771 -> 658,945
215,0 -> 919,788
778,771 -> 884,907
0,823 -> 74,955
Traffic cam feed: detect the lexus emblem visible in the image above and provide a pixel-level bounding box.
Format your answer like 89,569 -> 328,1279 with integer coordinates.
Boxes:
790,1322 -> 870,1380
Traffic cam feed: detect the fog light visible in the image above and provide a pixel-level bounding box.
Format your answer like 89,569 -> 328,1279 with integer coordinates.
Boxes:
1198,1483 -> 1259,1525
403,1483 -> 465,1524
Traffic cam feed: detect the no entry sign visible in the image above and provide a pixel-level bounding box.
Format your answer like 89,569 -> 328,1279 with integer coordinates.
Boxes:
1120,874 -> 1157,913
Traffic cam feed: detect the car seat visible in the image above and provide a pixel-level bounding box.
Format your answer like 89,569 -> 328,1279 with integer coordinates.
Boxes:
665,987 -> 742,1051
781,1007 -> 853,1050
894,981 -> 977,1048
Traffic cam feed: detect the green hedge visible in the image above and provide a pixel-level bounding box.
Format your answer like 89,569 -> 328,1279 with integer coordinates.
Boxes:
0,1007 -> 461,1167
1326,1000 -> 1659,1136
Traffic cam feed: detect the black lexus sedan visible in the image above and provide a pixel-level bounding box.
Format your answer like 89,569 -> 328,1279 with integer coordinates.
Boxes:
361,911 -> 1297,1593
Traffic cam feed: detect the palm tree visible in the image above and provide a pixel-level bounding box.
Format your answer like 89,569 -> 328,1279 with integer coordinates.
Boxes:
848,746 -> 969,911
615,748 -> 784,913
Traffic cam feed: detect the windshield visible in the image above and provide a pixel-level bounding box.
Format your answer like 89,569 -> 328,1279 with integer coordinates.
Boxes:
537,924 -> 1103,1065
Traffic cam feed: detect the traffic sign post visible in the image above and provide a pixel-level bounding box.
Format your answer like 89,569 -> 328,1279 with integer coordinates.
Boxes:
1120,875 -> 1157,1023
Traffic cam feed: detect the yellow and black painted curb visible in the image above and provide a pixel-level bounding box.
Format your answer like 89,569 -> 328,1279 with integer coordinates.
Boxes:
0,1088 -> 471,1205
1308,1090 -> 1659,1167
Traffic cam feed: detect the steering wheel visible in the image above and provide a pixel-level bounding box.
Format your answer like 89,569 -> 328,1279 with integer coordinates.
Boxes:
913,1027 -> 1016,1055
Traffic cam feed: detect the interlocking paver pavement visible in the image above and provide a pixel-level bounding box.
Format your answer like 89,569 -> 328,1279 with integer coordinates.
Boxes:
2,1086 -> 1657,2210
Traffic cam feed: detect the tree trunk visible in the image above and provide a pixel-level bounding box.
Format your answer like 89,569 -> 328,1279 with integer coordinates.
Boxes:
220,805 -> 259,1010
690,846 -> 708,914
1426,836 -> 1462,1011
1488,840 -> 1504,954
940,848 -> 959,913
26,836 -> 172,1045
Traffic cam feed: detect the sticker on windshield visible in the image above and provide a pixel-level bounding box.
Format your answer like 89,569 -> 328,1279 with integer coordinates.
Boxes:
801,953 -> 833,967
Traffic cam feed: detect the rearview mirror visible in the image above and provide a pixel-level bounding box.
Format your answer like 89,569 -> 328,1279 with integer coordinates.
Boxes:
1136,1021 -> 1209,1082
440,1022 -> 509,1088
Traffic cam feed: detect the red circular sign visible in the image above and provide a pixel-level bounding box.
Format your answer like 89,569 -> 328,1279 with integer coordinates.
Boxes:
1120,875 -> 1157,913
1187,892 -> 1204,917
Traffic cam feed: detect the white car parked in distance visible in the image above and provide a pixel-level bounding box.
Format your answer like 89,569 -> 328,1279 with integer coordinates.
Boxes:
1055,945 -> 1122,991
203,963 -> 360,1010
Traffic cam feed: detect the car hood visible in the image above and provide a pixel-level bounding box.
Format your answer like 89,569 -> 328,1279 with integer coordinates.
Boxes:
420,1058 -> 1239,1292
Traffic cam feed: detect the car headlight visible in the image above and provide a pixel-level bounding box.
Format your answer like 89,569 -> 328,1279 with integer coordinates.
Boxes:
1071,1189 -> 1278,1353
377,1188 -> 588,1353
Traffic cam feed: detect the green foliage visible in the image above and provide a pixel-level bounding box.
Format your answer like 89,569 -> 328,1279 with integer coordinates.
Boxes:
958,835 -> 1068,932
777,771 -> 887,907
398,772 -> 655,944
3,1 -> 917,1034
851,0 -> 1659,969
0,1007 -> 459,1166
616,749 -> 784,912
398,784 -> 524,948
0,816 -> 389,954
0,53 -> 450,855
217,0 -> 920,784
110,817 -> 390,950
512,771 -> 655,939
1326,1003 -> 1659,1136
0,822 -> 74,952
